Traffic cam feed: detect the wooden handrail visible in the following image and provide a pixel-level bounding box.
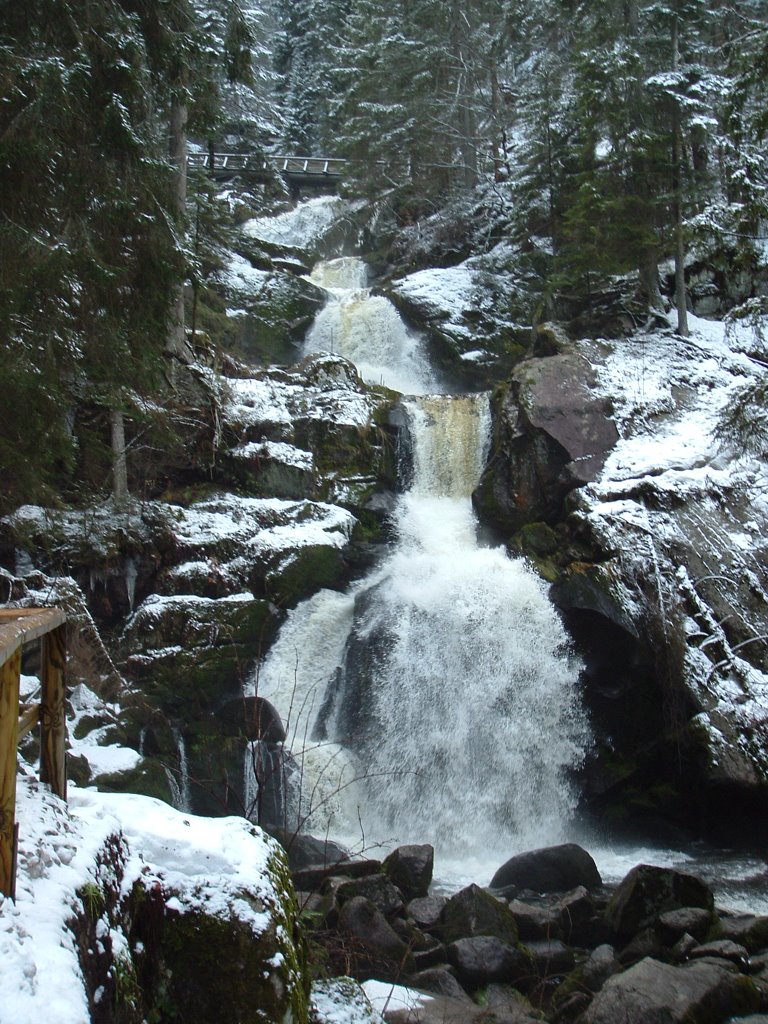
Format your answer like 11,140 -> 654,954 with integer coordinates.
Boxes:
0,608 -> 67,900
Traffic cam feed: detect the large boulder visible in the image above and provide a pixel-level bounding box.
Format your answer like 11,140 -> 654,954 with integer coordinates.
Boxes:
337,896 -> 415,979
447,935 -> 531,988
606,865 -> 714,940
714,915 -> 768,953
473,353 -> 618,534
383,844 -> 434,901
440,884 -> 519,945
490,844 -> 602,896
580,956 -> 759,1024
337,874 -> 405,918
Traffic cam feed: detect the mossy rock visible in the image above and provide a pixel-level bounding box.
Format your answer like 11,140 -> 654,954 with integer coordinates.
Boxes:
123,595 -> 275,654
133,845 -> 310,1024
440,884 -> 520,945
266,544 -> 348,606
126,643 -> 264,717
94,757 -> 175,804
514,522 -> 560,557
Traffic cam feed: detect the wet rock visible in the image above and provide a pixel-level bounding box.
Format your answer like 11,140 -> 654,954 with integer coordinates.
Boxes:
447,935 -> 531,987
383,844 -> 434,900
265,828 -> 350,873
408,895 -> 448,931
337,874 -> 405,918
715,915 -> 768,953
509,898 -> 563,941
406,967 -> 471,1001
606,865 -> 714,940
473,354 -> 618,534
440,884 -> 519,945
490,844 -> 602,896
581,944 -> 620,992
672,932 -> 699,962
618,927 -> 669,966
556,885 -> 596,943
526,939 -> 575,977
337,896 -> 414,980
581,956 -> 759,1024
689,939 -> 750,968
656,906 -> 714,945
293,858 -> 381,892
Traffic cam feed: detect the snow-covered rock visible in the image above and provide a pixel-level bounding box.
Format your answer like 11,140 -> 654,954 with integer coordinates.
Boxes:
475,311 -> 768,831
1,774 -> 309,1024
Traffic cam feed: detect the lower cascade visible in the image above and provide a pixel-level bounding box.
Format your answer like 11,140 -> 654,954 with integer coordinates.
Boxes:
252,366 -> 589,860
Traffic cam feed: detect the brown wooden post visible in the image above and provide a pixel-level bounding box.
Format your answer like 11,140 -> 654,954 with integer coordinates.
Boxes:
0,648 -> 22,898
41,624 -> 67,800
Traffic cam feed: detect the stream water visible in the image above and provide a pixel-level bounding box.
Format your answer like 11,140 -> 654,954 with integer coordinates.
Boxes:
250,254 -> 768,911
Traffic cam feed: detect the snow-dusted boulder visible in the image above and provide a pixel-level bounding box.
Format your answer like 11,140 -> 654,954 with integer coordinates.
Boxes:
388,245 -> 533,386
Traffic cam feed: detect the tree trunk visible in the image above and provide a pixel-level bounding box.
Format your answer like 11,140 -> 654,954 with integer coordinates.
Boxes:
110,407 -> 129,507
671,15 -> 689,337
166,75 -> 192,367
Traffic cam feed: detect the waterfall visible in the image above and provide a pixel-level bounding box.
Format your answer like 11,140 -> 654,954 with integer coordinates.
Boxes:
169,728 -> 191,812
243,740 -> 258,821
243,739 -> 290,827
304,257 -> 435,395
251,257 -> 589,865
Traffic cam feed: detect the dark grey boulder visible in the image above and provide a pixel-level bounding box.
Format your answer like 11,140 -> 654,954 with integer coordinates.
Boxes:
408,895 -> 448,931
526,939 -> 575,977
447,935 -> 531,987
672,932 -> 699,962
689,939 -> 749,968
509,899 -> 563,941
292,857 -> 381,892
336,873 -> 404,918
267,827 -> 350,872
618,927 -> 668,966
383,844 -> 434,901
337,896 -> 414,980
441,883 -> 519,945
490,844 -> 602,896
557,885 -> 596,943
716,914 -> 768,953
606,865 -> 714,940
656,906 -> 714,945
406,967 -> 471,1001
485,983 -> 544,1022
581,956 -> 759,1024
581,944 -> 620,992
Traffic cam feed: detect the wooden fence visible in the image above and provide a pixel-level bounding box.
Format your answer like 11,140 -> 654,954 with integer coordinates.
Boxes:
0,608 -> 67,899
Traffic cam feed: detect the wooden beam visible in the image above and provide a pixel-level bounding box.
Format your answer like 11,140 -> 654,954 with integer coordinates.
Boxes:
41,624 -> 67,800
18,704 -> 41,742
0,648 -> 21,898
0,608 -> 66,669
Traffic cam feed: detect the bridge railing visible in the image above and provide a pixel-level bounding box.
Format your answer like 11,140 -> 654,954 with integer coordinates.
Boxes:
0,608 -> 67,899
187,152 -> 346,179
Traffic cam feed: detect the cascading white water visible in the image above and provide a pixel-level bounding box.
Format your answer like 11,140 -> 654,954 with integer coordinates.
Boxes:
171,727 -> 191,812
250,589 -> 362,836
250,255 -> 589,867
304,257 -> 435,395
335,393 -> 588,853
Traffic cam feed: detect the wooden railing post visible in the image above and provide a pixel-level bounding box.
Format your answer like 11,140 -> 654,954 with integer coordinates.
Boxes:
41,623 -> 67,800
0,648 -> 22,898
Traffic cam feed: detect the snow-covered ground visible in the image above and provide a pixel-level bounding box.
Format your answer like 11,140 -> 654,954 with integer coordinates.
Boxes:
0,773 -> 294,1024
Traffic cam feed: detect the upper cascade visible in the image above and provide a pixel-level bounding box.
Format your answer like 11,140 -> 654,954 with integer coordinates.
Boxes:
304,257 -> 436,395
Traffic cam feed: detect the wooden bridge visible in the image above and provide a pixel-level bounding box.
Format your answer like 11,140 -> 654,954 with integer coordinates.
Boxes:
0,608 -> 67,899
188,152 -> 346,192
